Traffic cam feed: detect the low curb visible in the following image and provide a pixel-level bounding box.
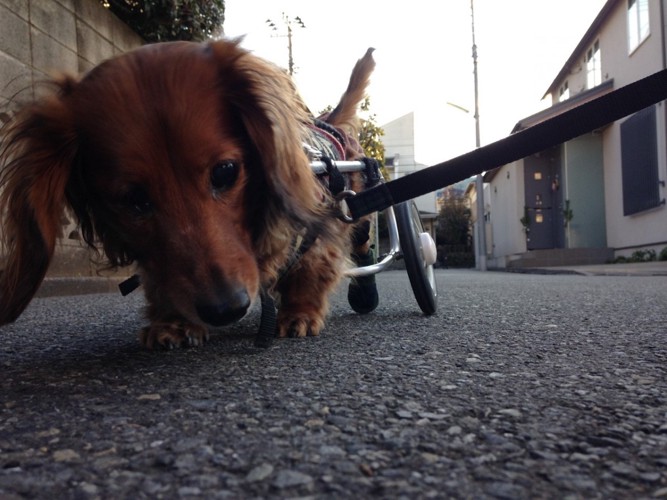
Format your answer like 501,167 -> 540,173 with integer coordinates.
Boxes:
36,277 -> 128,298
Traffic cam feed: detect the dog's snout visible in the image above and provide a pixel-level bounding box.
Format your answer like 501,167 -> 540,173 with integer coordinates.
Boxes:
196,289 -> 251,327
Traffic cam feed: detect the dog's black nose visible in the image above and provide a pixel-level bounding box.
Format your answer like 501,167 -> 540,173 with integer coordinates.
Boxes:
196,289 -> 251,327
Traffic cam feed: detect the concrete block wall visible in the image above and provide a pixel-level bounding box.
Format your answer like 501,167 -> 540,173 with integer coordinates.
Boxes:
0,0 -> 144,277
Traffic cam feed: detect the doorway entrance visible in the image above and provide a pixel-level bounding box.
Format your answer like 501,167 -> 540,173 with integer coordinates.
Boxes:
524,151 -> 564,250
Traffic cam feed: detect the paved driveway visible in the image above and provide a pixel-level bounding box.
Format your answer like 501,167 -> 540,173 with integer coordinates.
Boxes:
1,270 -> 666,498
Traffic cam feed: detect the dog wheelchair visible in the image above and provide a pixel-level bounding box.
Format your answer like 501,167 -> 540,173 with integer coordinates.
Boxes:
248,150 -> 439,348
310,157 -> 438,317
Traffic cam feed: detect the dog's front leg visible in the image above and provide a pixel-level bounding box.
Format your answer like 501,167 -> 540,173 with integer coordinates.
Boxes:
139,321 -> 210,349
276,241 -> 345,338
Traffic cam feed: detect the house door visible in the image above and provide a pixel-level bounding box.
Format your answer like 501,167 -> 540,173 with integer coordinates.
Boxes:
524,153 -> 563,250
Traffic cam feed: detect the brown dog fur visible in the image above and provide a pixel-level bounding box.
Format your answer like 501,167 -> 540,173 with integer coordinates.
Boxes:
0,39 -> 375,348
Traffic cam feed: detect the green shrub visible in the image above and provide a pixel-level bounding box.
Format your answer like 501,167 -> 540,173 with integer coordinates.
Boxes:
659,247 -> 667,261
102,0 -> 225,42
629,249 -> 657,262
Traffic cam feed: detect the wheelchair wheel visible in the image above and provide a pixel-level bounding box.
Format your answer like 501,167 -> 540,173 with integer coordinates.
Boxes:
395,201 -> 438,315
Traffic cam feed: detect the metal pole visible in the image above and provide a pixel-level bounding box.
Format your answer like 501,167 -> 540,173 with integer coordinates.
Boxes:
471,0 -> 487,271
287,23 -> 294,75
266,14 -> 305,76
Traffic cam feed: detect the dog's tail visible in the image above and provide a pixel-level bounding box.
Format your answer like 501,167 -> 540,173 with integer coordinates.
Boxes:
325,48 -> 375,133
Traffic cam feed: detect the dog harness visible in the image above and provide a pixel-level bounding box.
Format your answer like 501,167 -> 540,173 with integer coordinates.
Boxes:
304,119 -> 350,198
255,119 -> 381,347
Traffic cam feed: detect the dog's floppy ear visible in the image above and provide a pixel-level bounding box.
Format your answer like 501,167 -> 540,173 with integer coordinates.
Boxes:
0,78 -> 79,324
208,40 -> 328,235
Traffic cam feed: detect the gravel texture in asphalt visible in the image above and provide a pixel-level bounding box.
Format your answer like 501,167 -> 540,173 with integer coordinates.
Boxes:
1,270 -> 666,498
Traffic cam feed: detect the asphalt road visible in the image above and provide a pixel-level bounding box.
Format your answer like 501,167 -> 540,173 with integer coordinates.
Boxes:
1,269 -> 666,499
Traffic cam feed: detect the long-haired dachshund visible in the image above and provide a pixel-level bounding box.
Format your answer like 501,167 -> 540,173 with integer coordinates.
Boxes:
0,39 -> 375,348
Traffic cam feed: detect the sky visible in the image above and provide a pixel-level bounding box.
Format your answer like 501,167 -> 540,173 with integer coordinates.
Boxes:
223,0 -> 608,164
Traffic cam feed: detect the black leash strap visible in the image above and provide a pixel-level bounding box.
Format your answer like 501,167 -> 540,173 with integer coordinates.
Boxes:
347,68 -> 667,220
254,290 -> 278,348
119,274 -> 141,296
320,155 -> 346,196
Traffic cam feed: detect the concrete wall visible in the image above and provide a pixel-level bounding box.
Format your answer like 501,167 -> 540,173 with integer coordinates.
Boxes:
487,161 -> 526,267
0,0 -> 143,276
1,0 -> 143,110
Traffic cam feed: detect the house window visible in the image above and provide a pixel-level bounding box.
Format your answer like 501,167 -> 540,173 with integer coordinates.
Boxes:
620,105 -> 662,215
628,0 -> 650,52
586,40 -> 601,89
559,81 -> 570,101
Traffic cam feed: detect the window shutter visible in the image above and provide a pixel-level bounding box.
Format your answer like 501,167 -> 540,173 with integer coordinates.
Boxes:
620,105 -> 661,215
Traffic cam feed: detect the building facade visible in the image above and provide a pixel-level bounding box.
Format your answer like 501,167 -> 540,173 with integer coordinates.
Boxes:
382,111 -> 439,216
486,0 -> 667,268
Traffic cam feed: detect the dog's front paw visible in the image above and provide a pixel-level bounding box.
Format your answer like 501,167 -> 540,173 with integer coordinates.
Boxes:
277,310 -> 325,338
139,321 -> 210,350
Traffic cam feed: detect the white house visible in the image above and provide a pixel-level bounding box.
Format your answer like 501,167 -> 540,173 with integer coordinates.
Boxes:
382,111 -> 439,216
485,0 -> 667,268
382,105 -> 477,214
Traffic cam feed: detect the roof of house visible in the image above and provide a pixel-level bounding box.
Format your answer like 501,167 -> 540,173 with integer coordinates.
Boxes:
515,78 -> 614,133
484,0 -> 618,184
483,78 -> 613,183
543,0 -> 618,99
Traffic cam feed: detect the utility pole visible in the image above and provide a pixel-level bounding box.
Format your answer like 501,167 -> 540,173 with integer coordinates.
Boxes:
266,13 -> 306,76
471,0 -> 487,271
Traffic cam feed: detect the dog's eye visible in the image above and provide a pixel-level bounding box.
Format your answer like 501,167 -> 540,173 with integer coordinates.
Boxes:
210,161 -> 239,192
124,186 -> 153,216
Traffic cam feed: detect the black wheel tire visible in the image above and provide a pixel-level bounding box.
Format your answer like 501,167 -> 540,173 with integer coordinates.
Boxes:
394,201 -> 438,315
347,249 -> 379,315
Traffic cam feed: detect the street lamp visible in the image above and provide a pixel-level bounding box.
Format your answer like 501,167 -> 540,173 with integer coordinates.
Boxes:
471,0 -> 487,271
